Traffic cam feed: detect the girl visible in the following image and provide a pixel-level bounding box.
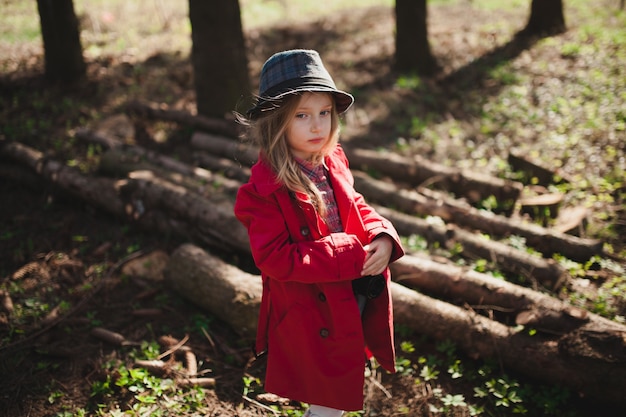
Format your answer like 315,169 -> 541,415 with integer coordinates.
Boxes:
234,49 -> 404,417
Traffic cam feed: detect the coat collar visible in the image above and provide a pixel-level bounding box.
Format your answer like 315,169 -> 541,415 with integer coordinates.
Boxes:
249,145 -> 350,198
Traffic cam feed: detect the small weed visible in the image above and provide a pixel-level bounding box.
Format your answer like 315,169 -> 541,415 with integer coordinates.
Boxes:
474,376 -> 526,413
88,343 -> 210,415
395,356 -> 415,376
419,363 -> 440,382
242,375 -> 262,397
48,390 -> 64,404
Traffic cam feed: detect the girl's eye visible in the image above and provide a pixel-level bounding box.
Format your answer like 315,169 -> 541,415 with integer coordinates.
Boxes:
295,113 -> 308,119
320,110 -> 331,116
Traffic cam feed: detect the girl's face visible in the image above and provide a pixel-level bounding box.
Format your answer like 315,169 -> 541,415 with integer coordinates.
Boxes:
286,92 -> 334,161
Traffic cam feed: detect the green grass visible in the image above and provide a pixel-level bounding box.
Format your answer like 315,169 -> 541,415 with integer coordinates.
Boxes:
0,1 -> 39,44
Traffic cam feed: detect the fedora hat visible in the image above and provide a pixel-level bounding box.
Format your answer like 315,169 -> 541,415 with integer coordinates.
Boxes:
247,49 -> 354,119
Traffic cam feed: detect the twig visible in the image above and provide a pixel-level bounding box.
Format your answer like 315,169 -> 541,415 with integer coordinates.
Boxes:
368,374 -> 392,399
241,395 -> 280,416
200,327 -> 217,353
157,334 -> 190,360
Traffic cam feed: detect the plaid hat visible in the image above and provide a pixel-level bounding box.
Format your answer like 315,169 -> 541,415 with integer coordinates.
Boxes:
247,49 -> 354,119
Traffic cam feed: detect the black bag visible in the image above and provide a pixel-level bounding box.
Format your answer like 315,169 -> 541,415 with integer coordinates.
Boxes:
352,274 -> 385,300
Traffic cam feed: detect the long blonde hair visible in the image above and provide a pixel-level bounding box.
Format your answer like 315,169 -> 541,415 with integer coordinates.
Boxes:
247,92 -> 341,215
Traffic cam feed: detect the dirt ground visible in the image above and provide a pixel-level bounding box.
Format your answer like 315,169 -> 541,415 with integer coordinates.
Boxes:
1,2 -> 624,417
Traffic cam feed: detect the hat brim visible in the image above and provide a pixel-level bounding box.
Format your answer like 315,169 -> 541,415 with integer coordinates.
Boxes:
247,87 -> 354,119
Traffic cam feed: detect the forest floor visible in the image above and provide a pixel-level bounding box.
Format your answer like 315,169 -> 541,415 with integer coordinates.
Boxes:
1,1 -> 625,416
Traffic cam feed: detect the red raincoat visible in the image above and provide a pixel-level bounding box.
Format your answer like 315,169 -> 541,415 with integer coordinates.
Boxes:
234,145 -> 404,411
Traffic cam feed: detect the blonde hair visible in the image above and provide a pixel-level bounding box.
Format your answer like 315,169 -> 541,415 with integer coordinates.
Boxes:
246,92 -> 341,216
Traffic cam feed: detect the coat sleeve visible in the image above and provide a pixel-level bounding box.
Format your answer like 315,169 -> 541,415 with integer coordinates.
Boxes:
332,146 -> 404,264
353,190 -> 404,264
234,183 -> 368,284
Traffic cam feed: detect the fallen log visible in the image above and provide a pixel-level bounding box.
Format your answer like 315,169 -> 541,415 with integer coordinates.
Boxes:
164,243 -> 626,405
190,131 -> 258,167
189,135 -> 524,208
117,171 -> 249,253
125,100 -> 240,138
98,149 -> 240,200
391,283 -> 626,406
389,254 -> 624,335
0,140 -> 250,253
343,147 -> 523,205
0,140 -> 126,216
194,151 -> 252,184
163,243 -> 261,340
185,133 -> 600,264
352,171 -> 603,262
76,128 -> 241,195
1,138 -> 586,294
374,206 -> 568,289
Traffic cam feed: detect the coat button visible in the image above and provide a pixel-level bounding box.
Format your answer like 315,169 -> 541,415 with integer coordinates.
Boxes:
319,328 -> 329,338
318,292 -> 326,302
300,226 -> 310,236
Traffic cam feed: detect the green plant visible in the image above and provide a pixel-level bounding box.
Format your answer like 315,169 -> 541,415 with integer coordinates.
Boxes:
242,375 -> 262,397
474,376 -> 526,413
87,343 -> 212,415
395,356 -> 415,376
418,363 -> 440,382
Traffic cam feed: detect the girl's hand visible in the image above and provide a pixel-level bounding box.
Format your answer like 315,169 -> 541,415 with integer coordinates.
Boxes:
361,235 -> 393,276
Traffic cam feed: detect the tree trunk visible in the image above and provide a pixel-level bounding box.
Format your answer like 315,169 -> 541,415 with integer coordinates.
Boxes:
162,243 -> 626,406
189,0 -> 251,118
36,0 -> 86,82
394,0 -> 438,75
521,0 -> 566,37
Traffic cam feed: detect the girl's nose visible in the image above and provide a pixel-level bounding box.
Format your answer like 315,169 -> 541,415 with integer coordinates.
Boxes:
310,116 -> 320,132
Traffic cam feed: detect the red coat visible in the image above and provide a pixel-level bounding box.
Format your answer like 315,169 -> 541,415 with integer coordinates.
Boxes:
234,145 -> 404,411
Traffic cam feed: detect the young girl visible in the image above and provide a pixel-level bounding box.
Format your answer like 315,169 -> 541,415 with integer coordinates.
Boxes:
234,49 -> 404,417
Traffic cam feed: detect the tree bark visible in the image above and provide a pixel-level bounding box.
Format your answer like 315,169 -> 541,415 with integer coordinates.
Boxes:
189,0 -> 251,118
344,147 -> 523,205
98,149 -> 240,201
390,254 -> 624,335
191,131 -> 258,167
125,100 -> 240,137
352,171 -> 603,262
391,282 -> 626,406
162,243 -> 626,406
117,171 -> 249,253
36,0 -> 86,82
0,140 -> 250,253
521,0 -> 566,37
375,206 -> 568,289
75,128 -> 241,197
3,135 -> 602,269
164,243 -> 261,340
394,0 -> 438,75
194,151 -> 252,184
